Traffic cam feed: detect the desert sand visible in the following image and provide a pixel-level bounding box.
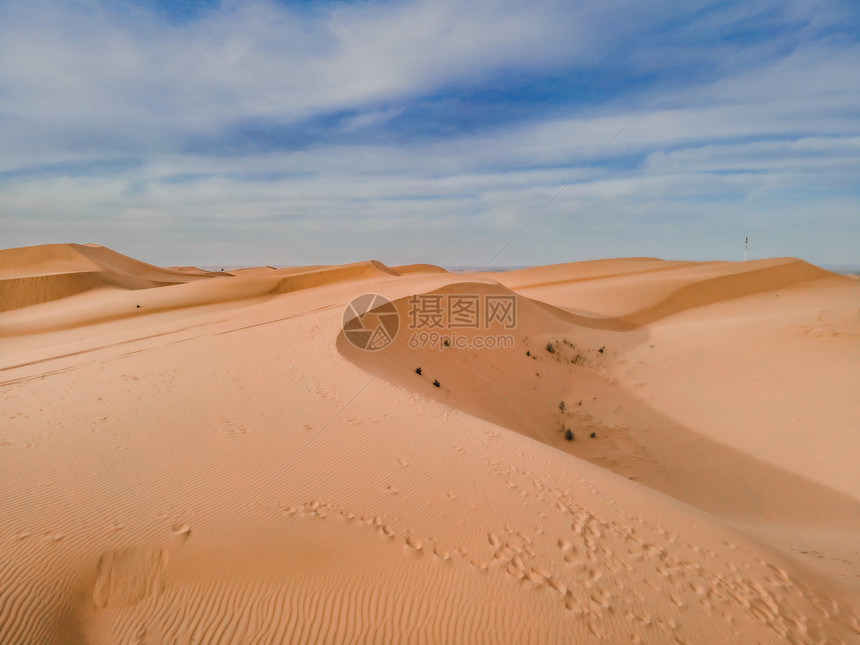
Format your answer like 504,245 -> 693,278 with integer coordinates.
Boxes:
1,243 -> 858,644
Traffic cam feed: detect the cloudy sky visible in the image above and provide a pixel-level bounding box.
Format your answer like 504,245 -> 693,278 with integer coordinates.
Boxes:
1,0 -> 858,267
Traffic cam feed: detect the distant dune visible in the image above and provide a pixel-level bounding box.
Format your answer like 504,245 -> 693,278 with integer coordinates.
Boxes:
0,243 -> 225,312
1,243 -> 858,644
392,263 -> 449,274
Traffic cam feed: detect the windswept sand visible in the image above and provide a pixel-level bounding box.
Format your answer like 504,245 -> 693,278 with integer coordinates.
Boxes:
1,244 -> 858,643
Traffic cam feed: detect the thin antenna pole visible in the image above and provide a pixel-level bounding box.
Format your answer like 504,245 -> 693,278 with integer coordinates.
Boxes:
744,236 -> 748,261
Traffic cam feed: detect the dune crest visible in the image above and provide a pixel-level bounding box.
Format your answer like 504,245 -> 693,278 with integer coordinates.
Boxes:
619,258 -> 835,325
0,249 -> 403,335
0,243 -> 225,312
272,260 -> 400,294
392,263 -> 449,274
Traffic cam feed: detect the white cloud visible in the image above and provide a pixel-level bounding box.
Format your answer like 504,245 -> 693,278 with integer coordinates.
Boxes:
0,0 -> 858,266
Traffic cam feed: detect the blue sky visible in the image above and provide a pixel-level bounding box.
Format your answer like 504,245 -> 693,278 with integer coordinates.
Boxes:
1,0 -> 858,267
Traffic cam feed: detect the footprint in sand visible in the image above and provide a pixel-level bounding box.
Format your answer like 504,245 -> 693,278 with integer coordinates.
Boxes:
506,564 -> 524,579
405,536 -> 422,551
279,503 -> 299,515
506,538 -> 523,553
171,523 -> 191,541
433,548 -> 451,562
493,549 -> 511,563
531,565 -> 551,579
470,560 -> 488,571
525,570 -> 545,586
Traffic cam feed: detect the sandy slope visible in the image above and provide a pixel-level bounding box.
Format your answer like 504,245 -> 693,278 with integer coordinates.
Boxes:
0,243 -> 229,313
0,245 -> 858,644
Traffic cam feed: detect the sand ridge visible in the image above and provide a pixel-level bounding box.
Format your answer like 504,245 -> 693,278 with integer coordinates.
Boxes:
0,243 -> 227,312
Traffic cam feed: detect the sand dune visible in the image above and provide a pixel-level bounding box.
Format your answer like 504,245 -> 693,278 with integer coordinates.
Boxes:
1,244 -> 858,644
497,257 -> 834,323
0,254 -> 402,336
339,276 -> 860,527
617,258 -> 833,326
392,263 -> 449,275
167,266 -> 227,276
273,260 -> 400,294
0,243 -> 225,313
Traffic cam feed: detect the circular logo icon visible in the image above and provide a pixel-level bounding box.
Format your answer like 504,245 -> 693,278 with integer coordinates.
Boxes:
342,293 -> 399,351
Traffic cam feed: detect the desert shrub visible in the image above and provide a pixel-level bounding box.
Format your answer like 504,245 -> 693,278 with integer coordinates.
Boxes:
433,379 -> 440,387
546,342 -> 555,353
564,429 -> 574,441
590,431 -> 596,438
415,367 -> 422,375
559,401 -> 565,412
